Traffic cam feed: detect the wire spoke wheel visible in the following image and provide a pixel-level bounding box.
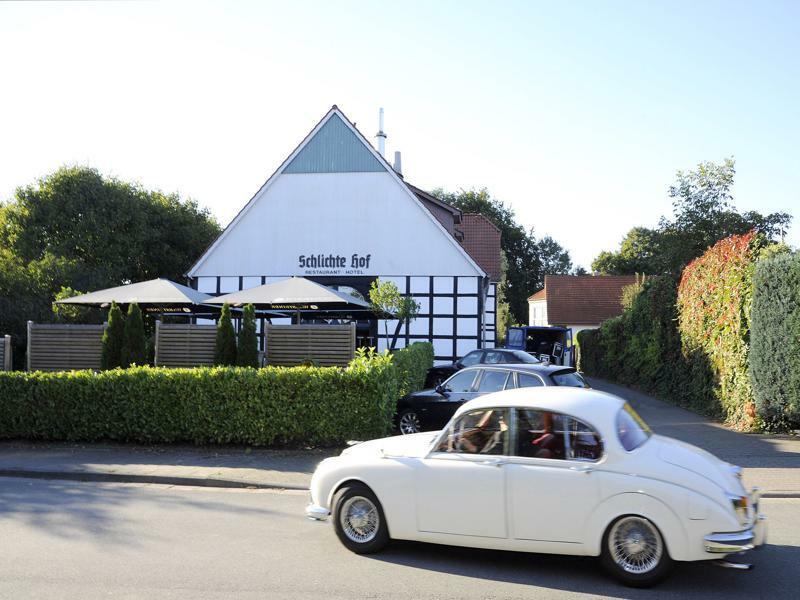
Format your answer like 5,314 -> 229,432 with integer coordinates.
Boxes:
340,496 -> 380,544
608,516 -> 663,575
398,411 -> 421,435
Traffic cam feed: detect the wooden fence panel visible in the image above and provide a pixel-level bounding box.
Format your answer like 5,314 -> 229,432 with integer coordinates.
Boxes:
27,322 -> 105,372
1,335 -> 10,371
265,323 -> 355,367
155,322 -> 217,368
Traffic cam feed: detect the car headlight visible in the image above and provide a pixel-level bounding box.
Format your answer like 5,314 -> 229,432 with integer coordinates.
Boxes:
727,492 -> 749,525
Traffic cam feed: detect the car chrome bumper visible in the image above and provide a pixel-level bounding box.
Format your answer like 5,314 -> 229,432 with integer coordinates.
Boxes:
704,516 -> 767,554
305,503 -> 330,521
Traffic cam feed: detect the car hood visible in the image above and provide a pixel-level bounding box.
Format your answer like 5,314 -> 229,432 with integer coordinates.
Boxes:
653,434 -> 743,493
341,432 -> 440,459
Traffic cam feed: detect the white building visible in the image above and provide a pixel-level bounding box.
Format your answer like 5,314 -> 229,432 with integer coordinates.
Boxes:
186,106 -> 501,363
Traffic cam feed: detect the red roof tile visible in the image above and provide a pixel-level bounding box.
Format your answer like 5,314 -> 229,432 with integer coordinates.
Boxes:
459,214 -> 502,281
530,275 -> 639,325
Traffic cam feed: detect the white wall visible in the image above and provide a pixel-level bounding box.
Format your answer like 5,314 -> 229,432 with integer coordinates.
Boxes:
528,299 -> 548,326
189,171 -> 482,278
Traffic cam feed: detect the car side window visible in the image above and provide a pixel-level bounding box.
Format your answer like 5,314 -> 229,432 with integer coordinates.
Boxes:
514,409 -> 603,461
517,373 -> 544,388
566,417 -> 603,461
436,408 -> 509,455
443,370 -> 478,393
476,370 -> 509,392
482,351 -> 506,364
459,351 -> 482,367
515,409 -> 567,459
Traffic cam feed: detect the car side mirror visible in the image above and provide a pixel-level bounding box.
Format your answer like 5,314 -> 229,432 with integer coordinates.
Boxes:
454,360 -> 463,369
435,384 -> 449,397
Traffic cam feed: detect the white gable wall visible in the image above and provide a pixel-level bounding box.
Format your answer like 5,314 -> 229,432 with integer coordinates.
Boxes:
189,171 -> 482,278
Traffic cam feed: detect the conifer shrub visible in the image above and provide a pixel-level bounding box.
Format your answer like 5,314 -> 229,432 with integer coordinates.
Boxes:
101,301 -> 125,370
236,304 -> 259,368
121,302 -> 148,367
215,303 -> 237,366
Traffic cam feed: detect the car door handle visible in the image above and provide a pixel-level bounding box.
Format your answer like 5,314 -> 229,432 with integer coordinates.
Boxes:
570,465 -> 594,474
478,459 -> 507,467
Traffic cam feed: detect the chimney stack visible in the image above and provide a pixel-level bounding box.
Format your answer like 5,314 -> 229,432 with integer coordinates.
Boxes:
393,151 -> 402,176
375,108 -> 386,156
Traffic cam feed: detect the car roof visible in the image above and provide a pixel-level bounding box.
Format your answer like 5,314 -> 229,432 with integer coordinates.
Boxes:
459,363 -> 572,375
453,387 -> 625,424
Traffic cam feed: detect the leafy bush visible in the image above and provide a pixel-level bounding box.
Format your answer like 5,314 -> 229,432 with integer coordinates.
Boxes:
215,303 -> 237,366
101,301 -> 124,370
581,234 -> 773,430
677,232 -> 763,430
121,303 -> 147,367
750,251 -> 800,430
236,304 -> 258,367
0,350 -> 398,446
393,342 -> 434,397
578,275 -> 715,418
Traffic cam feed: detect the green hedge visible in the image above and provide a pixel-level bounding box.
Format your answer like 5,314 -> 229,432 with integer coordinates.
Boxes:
578,275 -> 695,412
579,233 -> 800,432
393,342 -> 434,397
750,251 -> 800,430
0,350 -> 398,446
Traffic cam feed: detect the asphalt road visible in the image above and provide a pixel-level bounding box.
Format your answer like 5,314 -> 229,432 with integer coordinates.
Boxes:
2,478 -> 798,599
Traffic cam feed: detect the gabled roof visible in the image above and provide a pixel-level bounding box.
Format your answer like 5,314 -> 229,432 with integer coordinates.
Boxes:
459,213 -> 502,281
406,183 -> 462,221
186,106 -> 485,278
529,275 -> 638,325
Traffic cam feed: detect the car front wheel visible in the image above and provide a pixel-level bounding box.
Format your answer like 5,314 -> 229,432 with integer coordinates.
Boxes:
332,483 -> 389,554
397,409 -> 422,435
601,515 -> 673,587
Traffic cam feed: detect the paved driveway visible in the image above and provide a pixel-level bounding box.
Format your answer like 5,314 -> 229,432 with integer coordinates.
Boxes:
588,378 -> 800,495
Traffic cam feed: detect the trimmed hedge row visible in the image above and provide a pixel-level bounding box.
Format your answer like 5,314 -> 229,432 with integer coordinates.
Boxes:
0,343 -> 434,446
750,252 -> 800,430
0,350 -> 398,446
578,276 -> 693,412
393,341 -> 434,397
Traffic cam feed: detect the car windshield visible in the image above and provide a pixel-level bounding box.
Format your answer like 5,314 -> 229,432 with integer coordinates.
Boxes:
550,370 -> 589,388
512,350 -> 539,363
617,403 -> 652,451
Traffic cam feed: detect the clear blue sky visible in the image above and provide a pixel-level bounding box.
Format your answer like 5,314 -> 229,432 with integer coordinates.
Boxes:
1,0 -> 797,269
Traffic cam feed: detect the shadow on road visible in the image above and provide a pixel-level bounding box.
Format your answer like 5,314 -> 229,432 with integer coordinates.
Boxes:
0,478 -> 276,546
368,539 -> 800,599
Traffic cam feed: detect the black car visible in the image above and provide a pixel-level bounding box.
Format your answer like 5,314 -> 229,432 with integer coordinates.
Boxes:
423,348 -> 540,388
397,364 -> 589,435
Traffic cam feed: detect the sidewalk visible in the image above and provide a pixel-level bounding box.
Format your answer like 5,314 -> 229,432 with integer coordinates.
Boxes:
1,379 -> 798,495
0,441 -> 338,490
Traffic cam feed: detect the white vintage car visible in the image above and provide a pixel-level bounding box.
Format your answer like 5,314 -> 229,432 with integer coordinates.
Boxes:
306,387 -> 767,587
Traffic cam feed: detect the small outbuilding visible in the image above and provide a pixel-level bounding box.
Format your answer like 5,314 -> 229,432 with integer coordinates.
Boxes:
528,275 -> 639,337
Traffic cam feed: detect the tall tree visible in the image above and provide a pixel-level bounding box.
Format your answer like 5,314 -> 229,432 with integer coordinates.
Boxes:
1,166 -> 220,289
236,303 -> 259,367
101,301 -> 125,370
0,166 -> 220,368
215,303 -> 237,366
592,159 -> 792,275
431,188 -> 572,323
121,303 -> 147,367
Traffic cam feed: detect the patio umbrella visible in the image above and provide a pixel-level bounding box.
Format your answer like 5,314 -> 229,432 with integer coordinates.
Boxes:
55,278 -> 213,314
206,277 -> 387,316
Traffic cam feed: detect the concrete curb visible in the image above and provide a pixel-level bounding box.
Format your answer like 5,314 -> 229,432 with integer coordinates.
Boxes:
0,469 -> 309,491
1,469 -> 797,498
